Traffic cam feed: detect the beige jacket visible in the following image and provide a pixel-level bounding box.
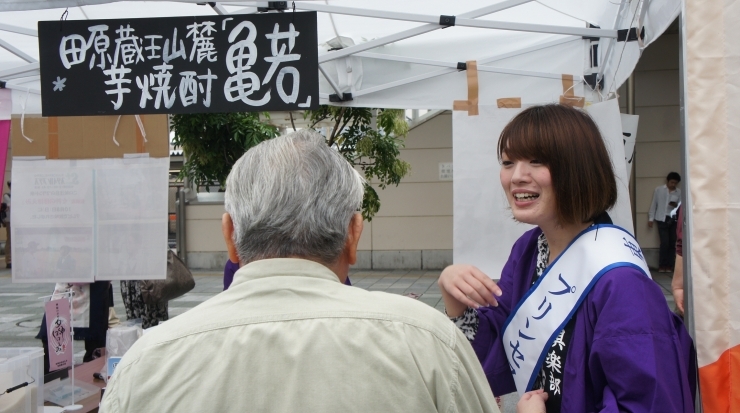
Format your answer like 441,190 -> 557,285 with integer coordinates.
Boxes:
100,258 -> 499,413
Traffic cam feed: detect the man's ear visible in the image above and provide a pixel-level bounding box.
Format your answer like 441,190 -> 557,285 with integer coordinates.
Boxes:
345,213 -> 364,265
222,213 -> 240,264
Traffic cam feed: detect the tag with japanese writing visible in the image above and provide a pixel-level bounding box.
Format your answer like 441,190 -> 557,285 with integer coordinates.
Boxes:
45,297 -> 73,372
38,12 -> 319,116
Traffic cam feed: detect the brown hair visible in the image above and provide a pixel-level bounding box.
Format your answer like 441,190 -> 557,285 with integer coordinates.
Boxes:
497,104 -> 617,225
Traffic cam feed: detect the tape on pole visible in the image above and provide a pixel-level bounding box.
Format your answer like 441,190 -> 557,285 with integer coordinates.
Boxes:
560,74 -> 585,108
47,117 -> 58,159
453,60 -> 479,116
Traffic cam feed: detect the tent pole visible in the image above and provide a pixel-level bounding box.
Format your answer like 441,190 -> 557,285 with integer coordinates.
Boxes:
0,23 -> 37,37
318,0 -> 535,63
2,84 -> 40,94
627,74 -> 636,232
4,74 -> 40,83
596,0 -> 630,86
348,38 -> 580,99
318,64 -> 343,96
210,2 -> 230,15
0,62 -> 39,80
678,9 -> 702,412
0,38 -> 36,63
356,51 -> 578,80
678,9 -> 695,343
301,3 -> 616,40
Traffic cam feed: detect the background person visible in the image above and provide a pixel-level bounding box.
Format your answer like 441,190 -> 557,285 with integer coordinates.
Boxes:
3,181 -> 10,268
222,258 -> 238,290
438,105 -> 695,413
648,172 -> 682,272
120,232 -> 168,329
37,281 -> 112,373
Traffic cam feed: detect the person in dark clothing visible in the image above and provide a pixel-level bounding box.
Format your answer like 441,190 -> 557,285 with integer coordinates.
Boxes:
37,281 -> 112,373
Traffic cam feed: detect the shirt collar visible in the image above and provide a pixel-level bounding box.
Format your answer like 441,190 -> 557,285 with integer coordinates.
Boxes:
230,258 -> 342,287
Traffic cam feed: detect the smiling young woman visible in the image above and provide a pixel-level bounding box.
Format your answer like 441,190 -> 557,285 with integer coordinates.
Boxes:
438,104 -> 695,413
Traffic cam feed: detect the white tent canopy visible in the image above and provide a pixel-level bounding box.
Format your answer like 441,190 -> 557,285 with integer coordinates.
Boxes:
0,0 -> 679,113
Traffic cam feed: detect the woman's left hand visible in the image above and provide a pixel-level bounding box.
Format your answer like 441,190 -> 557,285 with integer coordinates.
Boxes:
438,264 -> 501,317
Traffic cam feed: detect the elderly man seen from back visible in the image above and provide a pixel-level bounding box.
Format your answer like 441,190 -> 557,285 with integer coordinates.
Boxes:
100,130 -> 500,413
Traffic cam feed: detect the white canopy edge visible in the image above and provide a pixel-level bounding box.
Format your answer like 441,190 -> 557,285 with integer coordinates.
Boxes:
0,0 -> 679,112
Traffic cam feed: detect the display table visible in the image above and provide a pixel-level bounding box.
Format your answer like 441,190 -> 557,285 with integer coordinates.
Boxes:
45,357 -> 106,413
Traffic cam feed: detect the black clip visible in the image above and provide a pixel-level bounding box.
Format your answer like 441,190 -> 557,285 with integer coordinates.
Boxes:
0,81 -> 6,89
583,73 -> 604,90
617,27 -> 644,42
258,1 -> 288,12
582,24 -> 601,42
456,62 -> 467,71
329,93 -> 353,102
589,44 -> 599,68
439,15 -> 456,27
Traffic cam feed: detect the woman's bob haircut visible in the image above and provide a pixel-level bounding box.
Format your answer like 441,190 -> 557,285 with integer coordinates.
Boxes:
497,104 -> 617,225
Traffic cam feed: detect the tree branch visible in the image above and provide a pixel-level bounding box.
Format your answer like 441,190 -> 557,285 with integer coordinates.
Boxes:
328,107 -> 346,147
308,113 -> 328,129
333,115 -> 353,149
289,112 -> 297,132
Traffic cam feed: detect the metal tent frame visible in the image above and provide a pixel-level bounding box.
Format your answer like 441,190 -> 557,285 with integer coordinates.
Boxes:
0,0 -> 664,108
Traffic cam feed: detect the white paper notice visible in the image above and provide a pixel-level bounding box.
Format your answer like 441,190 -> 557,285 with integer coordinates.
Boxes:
453,107 -> 533,280
11,157 -> 169,283
452,101 -> 634,279
12,160 -> 95,283
94,157 -> 169,281
620,113 -> 639,180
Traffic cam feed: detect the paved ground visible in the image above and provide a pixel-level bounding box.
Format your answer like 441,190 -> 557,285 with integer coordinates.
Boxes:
0,263 -> 676,357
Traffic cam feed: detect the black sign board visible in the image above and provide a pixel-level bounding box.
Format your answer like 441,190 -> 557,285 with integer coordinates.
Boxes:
38,12 -> 319,116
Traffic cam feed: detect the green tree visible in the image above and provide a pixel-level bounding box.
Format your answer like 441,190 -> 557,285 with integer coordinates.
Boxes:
171,112 -> 279,190
172,107 -> 411,220
303,107 -> 410,220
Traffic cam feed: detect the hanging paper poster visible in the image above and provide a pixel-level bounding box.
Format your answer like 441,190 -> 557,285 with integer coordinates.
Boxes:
94,157 -> 169,280
38,12 -> 319,116
11,157 -> 169,282
452,100 -> 635,279
11,160 -> 95,283
45,297 -> 73,372
620,113 -> 639,179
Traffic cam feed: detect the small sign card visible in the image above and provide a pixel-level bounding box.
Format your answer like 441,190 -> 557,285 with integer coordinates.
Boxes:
45,297 -> 73,372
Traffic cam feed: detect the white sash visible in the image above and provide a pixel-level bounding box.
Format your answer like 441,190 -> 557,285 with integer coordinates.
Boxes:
501,224 -> 650,396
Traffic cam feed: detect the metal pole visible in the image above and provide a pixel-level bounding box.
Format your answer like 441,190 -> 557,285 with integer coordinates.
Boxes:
627,73 -> 637,233
176,188 -> 187,266
678,10 -> 701,412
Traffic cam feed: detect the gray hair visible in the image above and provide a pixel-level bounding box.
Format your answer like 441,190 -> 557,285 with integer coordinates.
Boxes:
225,129 -> 365,264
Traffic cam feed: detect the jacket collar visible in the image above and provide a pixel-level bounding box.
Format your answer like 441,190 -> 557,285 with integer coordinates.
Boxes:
230,258 -> 342,287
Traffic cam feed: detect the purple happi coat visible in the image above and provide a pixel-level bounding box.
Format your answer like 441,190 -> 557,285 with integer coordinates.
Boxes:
473,227 -> 696,412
